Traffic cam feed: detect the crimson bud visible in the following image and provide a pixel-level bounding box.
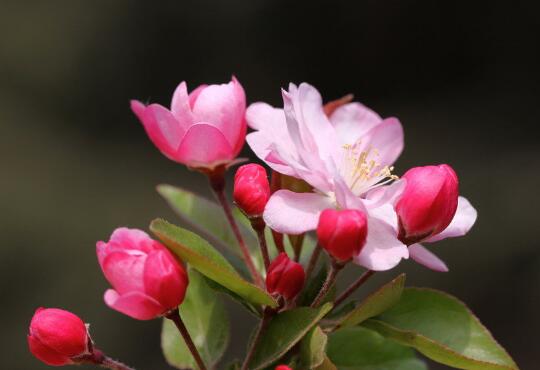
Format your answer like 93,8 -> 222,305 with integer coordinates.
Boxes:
317,209 -> 368,262
395,164 -> 459,245
28,308 -> 90,366
266,253 -> 305,300
233,164 -> 271,217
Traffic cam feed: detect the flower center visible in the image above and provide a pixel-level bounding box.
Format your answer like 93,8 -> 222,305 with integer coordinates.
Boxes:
341,142 -> 398,196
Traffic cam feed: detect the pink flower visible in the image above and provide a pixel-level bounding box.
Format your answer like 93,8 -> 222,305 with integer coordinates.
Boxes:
394,165 -> 477,272
96,228 -> 189,320
28,308 -> 90,366
275,366 -> 293,370
266,253 -> 305,300
233,163 -> 271,217
246,82 -> 408,270
317,209 -> 368,262
131,77 -> 246,170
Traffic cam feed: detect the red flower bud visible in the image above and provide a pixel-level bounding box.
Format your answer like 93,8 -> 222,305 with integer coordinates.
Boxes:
233,164 -> 271,217
317,209 -> 368,262
96,228 -> 189,320
275,366 -> 293,370
266,253 -> 305,300
28,308 -> 90,366
395,164 -> 459,245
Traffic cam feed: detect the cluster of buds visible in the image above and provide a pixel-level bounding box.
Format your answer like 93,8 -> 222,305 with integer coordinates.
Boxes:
28,77 -> 478,370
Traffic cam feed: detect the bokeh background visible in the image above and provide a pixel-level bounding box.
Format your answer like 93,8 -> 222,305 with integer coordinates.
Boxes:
1,1 -> 539,369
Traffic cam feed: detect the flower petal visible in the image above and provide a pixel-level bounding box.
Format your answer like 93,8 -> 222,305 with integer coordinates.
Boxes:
170,81 -> 195,124
191,78 -> 246,148
246,132 -> 296,176
354,217 -> 408,271
101,251 -> 146,295
360,117 -> 404,166
28,335 -> 72,366
409,244 -> 449,272
175,123 -> 234,168
425,196 -> 477,242
263,190 -> 334,235
143,250 -> 188,310
131,101 -> 188,160
329,102 -> 382,145
104,289 -> 164,320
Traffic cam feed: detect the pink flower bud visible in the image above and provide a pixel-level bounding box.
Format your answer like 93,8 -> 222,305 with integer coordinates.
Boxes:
96,228 -> 189,320
131,77 -> 246,170
275,366 -> 293,370
317,209 -> 368,262
233,164 -> 271,217
266,253 -> 305,300
395,164 -> 459,245
28,308 -> 90,366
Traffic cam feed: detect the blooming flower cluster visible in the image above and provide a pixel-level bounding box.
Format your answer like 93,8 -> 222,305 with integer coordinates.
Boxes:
27,77 -> 511,370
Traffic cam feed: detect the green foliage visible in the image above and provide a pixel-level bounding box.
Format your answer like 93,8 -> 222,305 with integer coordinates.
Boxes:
364,288 -> 518,369
161,269 -> 229,369
150,218 -> 277,308
250,303 -> 333,370
300,326 -> 328,369
336,274 -> 405,329
327,327 -> 427,370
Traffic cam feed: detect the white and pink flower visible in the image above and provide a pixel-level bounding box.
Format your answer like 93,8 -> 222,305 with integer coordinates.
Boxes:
246,83 -> 477,271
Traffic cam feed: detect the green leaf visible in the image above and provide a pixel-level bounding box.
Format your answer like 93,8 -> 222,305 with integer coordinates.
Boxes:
250,303 -> 333,370
327,327 -> 427,370
300,326 -> 328,369
157,184 -> 258,251
336,274 -> 406,329
150,219 -> 277,308
315,356 -> 338,370
157,185 -> 264,275
364,288 -> 518,370
161,269 -> 229,369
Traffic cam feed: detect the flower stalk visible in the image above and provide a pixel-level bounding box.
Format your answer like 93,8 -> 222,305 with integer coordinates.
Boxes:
165,309 -> 208,370
241,308 -> 273,370
208,169 -> 264,287
333,269 -> 375,308
251,217 -> 270,271
311,260 -> 344,308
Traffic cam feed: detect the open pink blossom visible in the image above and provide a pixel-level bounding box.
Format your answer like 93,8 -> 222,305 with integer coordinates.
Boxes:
246,82 -> 408,271
131,77 -> 246,170
96,228 -> 188,320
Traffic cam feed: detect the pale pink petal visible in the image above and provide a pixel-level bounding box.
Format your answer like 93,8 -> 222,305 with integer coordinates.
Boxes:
170,81 -> 195,124
104,289 -> 164,320
131,101 -> 187,159
109,227 -> 156,253
191,78 -> 246,148
360,117 -> 404,166
246,131 -> 296,175
329,102 -> 382,145
365,179 -> 406,209
102,251 -> 146,294
263,190 -> 334,235
354,217 -> 408,271
409,244 -> 449,272
283,83 -> 339,163
425,196 -> 477,242
175,123 -> 234,168
188,84 -> 208,108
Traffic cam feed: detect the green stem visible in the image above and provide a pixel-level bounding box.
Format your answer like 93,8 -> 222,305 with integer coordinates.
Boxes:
333,269 -> 375,308
311,261 -> 344,308
166,309 -> 208,370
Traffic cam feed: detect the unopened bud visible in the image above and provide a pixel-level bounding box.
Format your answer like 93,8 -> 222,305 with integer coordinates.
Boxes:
266,253 -> 305,300
233,164 -> 271,217
317,209 -> 368,262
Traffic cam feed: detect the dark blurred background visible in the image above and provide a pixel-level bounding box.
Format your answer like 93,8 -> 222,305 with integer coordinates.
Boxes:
1,0 -> 539,369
